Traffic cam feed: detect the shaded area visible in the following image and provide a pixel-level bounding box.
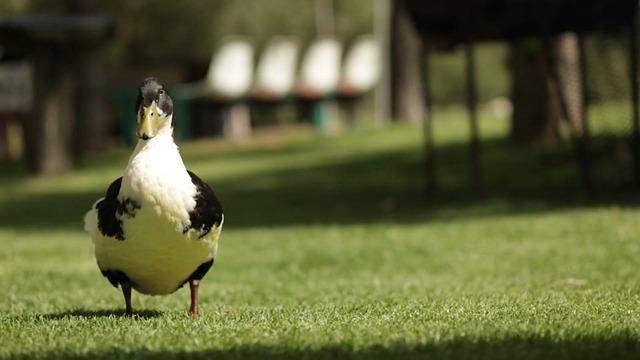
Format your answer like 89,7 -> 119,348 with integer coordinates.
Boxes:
7,335 -> 640,360
0,135 -> 638,231
401,0 -> 639,200
214,137 -> 640,228
0,191 -> 102,230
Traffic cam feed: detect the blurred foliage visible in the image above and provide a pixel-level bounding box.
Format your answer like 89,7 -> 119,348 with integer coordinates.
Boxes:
0,0 -> 374,66
430,42 -> 511,105
1,0 -> 633,106
584,34 -> 633,104
1,0 -> 513,103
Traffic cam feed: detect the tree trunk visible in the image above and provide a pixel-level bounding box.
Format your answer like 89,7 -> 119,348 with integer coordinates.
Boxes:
391,0 -> 425,123
28,44 -> 76,174
509,39 -> 560,145
555,32 -> 584,131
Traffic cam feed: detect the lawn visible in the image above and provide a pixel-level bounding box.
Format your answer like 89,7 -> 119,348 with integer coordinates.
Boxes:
1,113 -> 640,359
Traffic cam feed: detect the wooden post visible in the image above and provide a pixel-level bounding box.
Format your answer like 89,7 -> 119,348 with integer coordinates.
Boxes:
464,42 -> 484,199
222,102 -> 252,140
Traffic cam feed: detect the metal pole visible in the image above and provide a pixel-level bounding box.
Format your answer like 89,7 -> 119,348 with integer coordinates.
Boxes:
373,0 -> 392,125
630,10 -> 640,187
314,0 -> 335,35
421,47 -> 437,197
465,42 -> 484,199
577,33 -> 594,195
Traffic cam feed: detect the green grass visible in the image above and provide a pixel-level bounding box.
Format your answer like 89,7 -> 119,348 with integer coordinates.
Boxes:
1,114 -> 640,359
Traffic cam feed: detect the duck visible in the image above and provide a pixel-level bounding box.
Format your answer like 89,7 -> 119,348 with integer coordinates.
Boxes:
84,77 -> 224,316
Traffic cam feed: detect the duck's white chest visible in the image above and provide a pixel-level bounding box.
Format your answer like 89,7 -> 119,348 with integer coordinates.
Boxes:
92,137 -> 219,295
94,206 -> 219,295
120,139 -> 197,232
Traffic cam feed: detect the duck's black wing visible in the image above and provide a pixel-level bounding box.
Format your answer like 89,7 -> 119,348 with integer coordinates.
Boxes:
96,177 -> 125,241
185,170 -> 223,238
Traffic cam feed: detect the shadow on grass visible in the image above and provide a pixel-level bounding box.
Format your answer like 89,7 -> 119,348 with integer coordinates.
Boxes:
1,137 -> 639,230
43,308 -> 162,319
0,191 -> 103,230
8,335 -> 640,359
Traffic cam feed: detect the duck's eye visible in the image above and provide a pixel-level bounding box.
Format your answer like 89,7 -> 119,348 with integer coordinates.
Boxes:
159,89 -> 165,95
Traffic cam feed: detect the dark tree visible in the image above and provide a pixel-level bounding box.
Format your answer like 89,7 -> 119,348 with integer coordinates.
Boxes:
509,34 -> 585,146
509,39 -> 561,145
390,0 -> 425,123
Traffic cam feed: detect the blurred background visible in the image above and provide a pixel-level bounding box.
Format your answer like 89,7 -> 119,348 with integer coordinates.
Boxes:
3,2 -> 640,356
0,0 -> 638,201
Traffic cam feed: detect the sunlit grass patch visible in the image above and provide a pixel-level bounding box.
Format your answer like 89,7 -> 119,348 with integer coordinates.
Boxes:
1,117 -> 639,359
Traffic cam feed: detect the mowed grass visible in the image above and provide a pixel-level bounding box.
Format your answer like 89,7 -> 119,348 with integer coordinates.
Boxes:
1,112 -> 640,359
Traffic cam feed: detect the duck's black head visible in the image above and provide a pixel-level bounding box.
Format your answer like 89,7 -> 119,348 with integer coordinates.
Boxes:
135,77 -> 174,141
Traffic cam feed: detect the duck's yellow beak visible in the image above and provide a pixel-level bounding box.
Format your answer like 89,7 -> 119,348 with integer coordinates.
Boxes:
136,101 -> 159,140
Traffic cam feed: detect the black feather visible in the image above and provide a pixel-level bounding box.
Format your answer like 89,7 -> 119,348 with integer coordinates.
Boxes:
101,269 -> 132,288
136,77 -> 175,127
96,177 -> 125,240
185,171 -> 223,238
179,259 -> 215,289
96,177 -> 140,241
